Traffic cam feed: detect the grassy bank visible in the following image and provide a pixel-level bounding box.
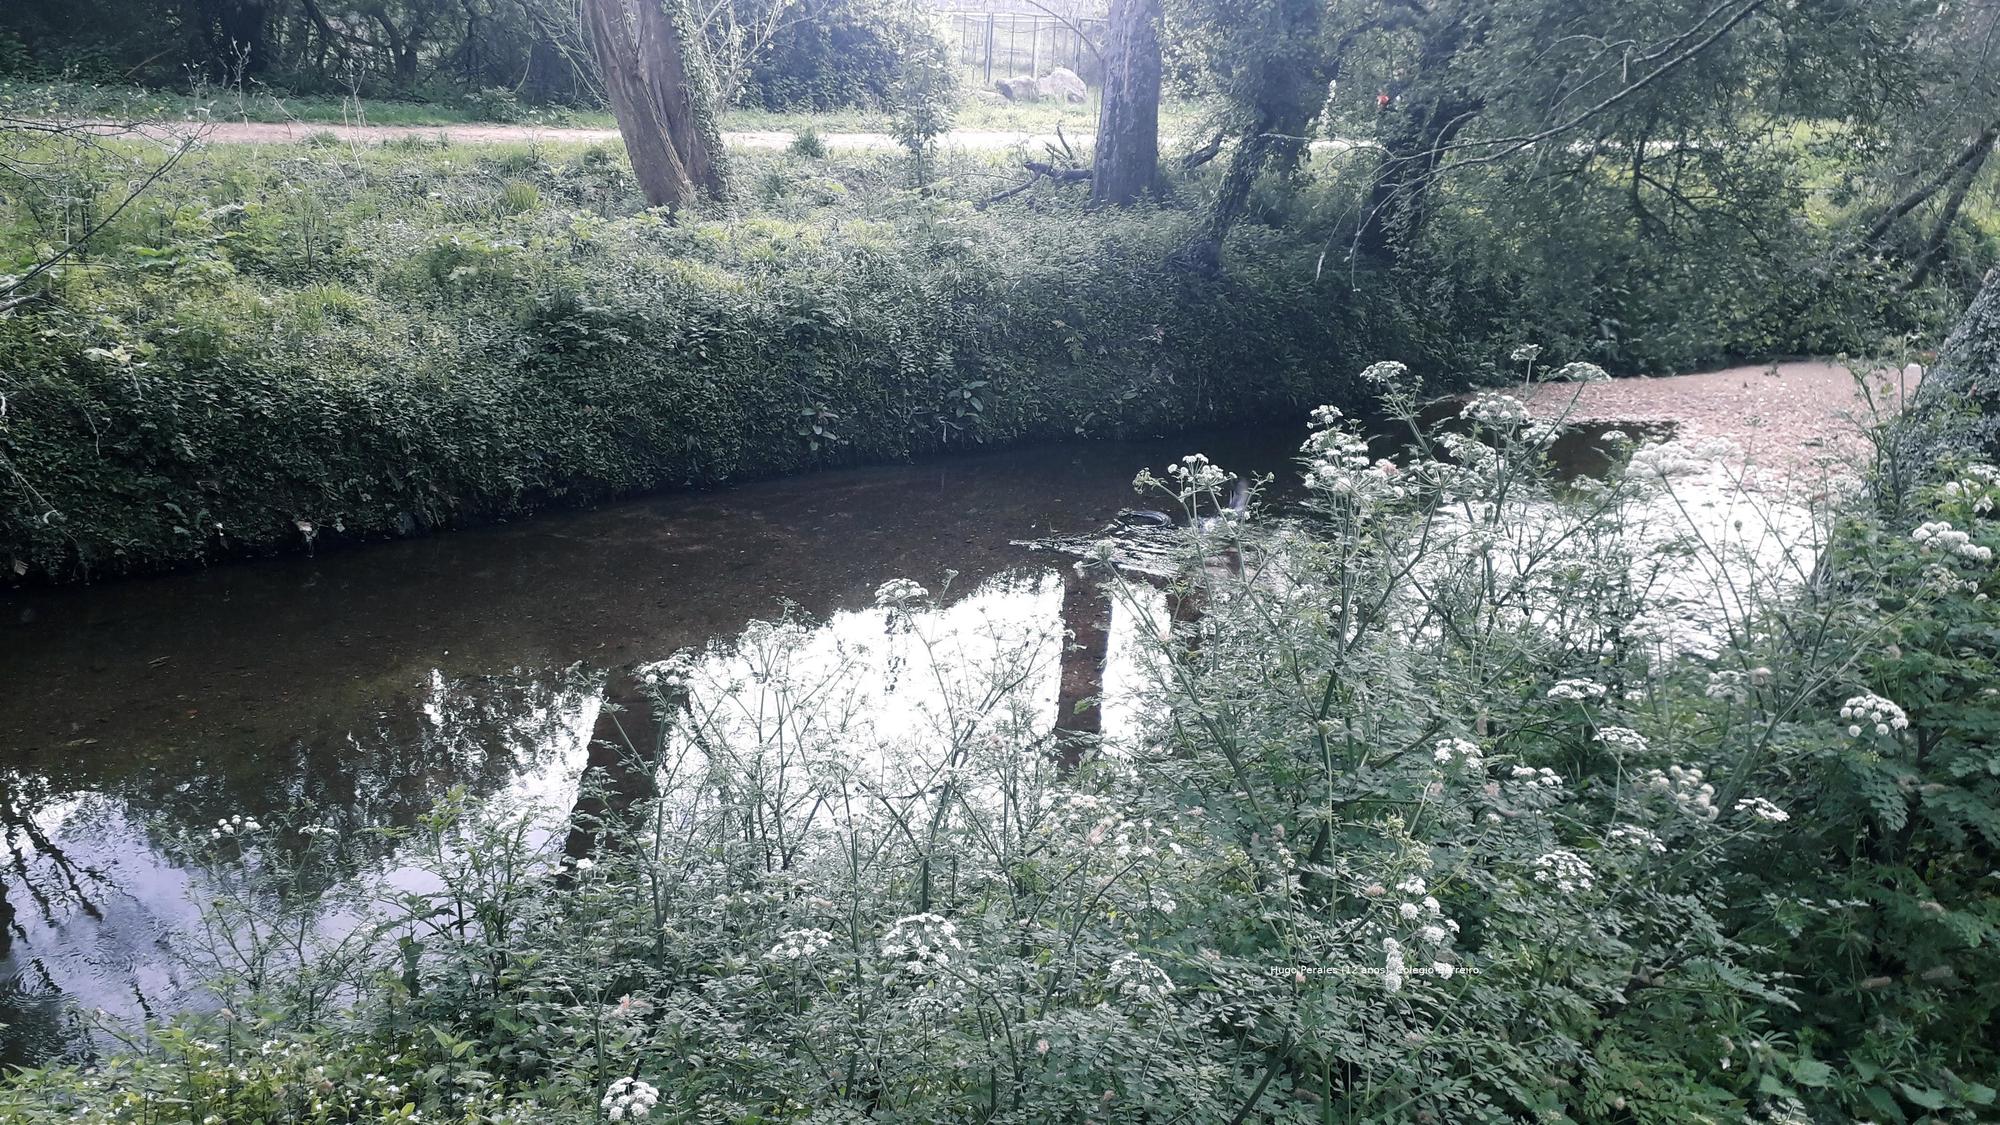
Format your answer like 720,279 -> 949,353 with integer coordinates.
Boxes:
0,111 -> 1970,583
0,139 -> 1370,582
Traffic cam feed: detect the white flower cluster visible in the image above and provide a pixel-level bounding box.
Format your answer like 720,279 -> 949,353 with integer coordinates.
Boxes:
1434,431 -> 1500,476
1606,824 -> 1667,854
1637,764 -> 1718,819
1547,678 -> 1606,702
1049,793 -> 1184,860
881,912 -> 963,975
1840,693 -> 1908,738
874,578 -> 929,607
1510,344 -> 1542,365
1107,953 -> 1175,1003
1433,737 -> 1483,770
1382,936 -> 1406,993
601,1078 -> 660,1121
1532,850 -> 1595,893
1922,561 -> 1981,594
1733,797 -> 1790,824
1503,765 -> 1567,809
1460,392 -> 1531,428
1167,453 -> 1231,494
1389,876 -> 1460,950
1302,416 -> 1409,505
1939,464 -> 2000,513
1911,521 -> 1992,562
765,927 -> 836,962
210,814 -> 262,840
1549,361 -> 1610,383
1592,726 -> 1649,753
1357,360 -> 1409,388
1507,765 -> 1564,790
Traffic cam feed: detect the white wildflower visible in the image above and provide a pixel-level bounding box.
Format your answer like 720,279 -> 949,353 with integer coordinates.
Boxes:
1911,521 -> 1992,563
1433,736 -> 1483,769
1839,693 -> 1908,738
874,578 -> 929,607
1592,726 -> 1649,752
1461,392 -> 1531,428
1550,361 -> 1610,383
1606,825 -> 1667,854
1547,678 -> 1606,702
1107,953 -> 1175,1004
1532,850 -> 1595,894
601,1077 -> 660,1121
766,928 -> 836,962
881,912 -> 964,975
1705,669 -> 1750,703
1357,360 -> 1409,388
1382,937 -> 1406,993
1733,797 -> 1790,824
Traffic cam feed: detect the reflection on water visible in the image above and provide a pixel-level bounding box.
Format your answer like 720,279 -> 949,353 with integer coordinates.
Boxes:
0,415 -> 1825,1068
0,427 -> 1305,1068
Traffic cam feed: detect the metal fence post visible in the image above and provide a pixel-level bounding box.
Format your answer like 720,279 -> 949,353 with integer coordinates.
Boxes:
984,14 -> 995,85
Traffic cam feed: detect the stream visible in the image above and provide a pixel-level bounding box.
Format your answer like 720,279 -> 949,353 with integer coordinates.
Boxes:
0,365 -> 1859,1068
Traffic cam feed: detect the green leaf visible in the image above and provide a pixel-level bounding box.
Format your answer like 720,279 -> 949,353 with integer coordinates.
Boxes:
1865,1085 -> 1908,1122
1898,1082 -> 1950,1110
1790,1058 -> 1835,1088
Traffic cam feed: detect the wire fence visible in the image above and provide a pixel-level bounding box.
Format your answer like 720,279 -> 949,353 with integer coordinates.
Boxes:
941,11 -> 1105,86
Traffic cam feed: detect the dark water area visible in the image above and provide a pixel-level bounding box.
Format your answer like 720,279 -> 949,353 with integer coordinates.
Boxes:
0,424 -> 1320,1068
0,413 -> 1654,1068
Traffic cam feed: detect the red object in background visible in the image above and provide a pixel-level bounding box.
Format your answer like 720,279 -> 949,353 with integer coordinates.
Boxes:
1377,91 -> 1391,109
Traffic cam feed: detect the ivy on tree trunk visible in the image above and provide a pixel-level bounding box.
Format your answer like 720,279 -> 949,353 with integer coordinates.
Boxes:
582,0 -> 731,209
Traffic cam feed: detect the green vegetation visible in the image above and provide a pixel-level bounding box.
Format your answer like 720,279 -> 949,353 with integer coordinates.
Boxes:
5,349 -> 1999,1122
0,107 -> 1984,580
0,138 -> 1369,579
3,0 -> 2000,1118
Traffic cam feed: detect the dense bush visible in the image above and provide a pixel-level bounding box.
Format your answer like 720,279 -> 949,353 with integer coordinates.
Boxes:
0,142 -> 1371,581
734,0 -> 913,112
4,353 -> 1996,1122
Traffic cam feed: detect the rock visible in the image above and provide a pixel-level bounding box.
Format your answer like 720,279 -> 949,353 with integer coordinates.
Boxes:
995,75 -> 1042,102
1038,66 -> 1087,103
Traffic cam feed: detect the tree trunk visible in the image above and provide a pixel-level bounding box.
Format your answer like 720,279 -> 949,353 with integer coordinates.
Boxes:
1091,0 -> 1161,206
581,0 -> 730,208
1891,269 -> 2000,481
1907,141 -> 1992,290
1862,120 -> 2000,248
1353,93 -> 1480,264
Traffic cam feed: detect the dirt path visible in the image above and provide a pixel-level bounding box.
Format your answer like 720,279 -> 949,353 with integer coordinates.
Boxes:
176,119 -> 1066,150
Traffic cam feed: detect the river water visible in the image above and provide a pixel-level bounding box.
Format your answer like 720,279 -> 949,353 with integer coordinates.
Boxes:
0,384 -> 1821,1068
1,425 -> 1344,1067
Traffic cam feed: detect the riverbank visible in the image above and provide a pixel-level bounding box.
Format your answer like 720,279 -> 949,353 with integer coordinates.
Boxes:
0,139 -> 1373,585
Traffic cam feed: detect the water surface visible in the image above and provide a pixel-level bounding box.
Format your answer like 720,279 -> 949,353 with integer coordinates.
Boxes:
0,426 -> 1310,1067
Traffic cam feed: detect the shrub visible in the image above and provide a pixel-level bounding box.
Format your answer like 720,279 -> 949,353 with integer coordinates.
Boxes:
787,125 -> 827,159
733,0 -> 913,111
